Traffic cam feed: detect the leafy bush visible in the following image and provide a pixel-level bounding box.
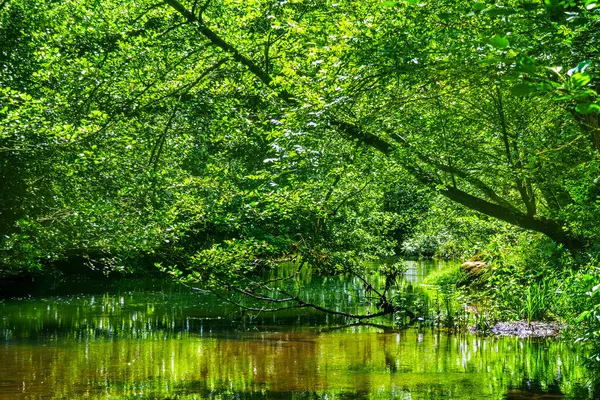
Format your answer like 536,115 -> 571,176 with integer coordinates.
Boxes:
482,233 -> 570,321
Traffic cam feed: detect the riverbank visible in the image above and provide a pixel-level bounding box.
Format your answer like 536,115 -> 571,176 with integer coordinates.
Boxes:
471,320 -> 566,338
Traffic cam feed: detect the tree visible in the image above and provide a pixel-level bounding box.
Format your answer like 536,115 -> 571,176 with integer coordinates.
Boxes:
0,0 -> 400,281
2,0 -> 599,321
161,0 -> 599,250
0,0 -> 230,272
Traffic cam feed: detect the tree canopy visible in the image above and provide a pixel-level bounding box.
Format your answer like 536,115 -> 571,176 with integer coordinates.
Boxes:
1,0 -> 599,277
2,0 -> 600,377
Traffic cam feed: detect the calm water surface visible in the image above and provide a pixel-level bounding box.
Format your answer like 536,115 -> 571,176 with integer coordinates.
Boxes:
0,260 -> 595,399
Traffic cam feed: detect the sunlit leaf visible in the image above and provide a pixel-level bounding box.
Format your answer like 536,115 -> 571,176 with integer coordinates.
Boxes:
571,73 -> 592,88
544,0 -> 561,8
472,2 -> 486,11
585,0 -> 598,9
489,36 -> 509,49
577,310 -> 591,322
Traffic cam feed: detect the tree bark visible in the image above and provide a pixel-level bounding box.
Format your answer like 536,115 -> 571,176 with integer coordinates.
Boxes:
442,187 -> 583,249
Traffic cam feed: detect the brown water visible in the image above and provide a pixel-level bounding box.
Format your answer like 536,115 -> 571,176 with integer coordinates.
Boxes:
0,329 -> 592,399
0,261 -> 595,399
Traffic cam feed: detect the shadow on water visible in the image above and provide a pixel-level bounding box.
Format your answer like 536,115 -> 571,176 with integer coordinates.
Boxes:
504,378 -> 565,399
0,260 -> 596,399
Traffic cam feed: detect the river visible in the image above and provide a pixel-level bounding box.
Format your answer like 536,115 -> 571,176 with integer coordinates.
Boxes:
0,260 -> 595,399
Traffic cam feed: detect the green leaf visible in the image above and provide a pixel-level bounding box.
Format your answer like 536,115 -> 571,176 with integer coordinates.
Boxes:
576,310 -> 590,323
473,2 -> 486,11
576,60 -> 592,74
521,2 -> 539,10
575,103 -> 600,114
489,36 -> 509,49
511,83 -> 536,96
544,0 -> 561,9
568,60 -> 592,76
381,1 -> 397,6
574,89 -> 598,100
480,57 -> 502,65
483,7 -> 516,16
516,55 -> 536,73
571,73 -> 591,88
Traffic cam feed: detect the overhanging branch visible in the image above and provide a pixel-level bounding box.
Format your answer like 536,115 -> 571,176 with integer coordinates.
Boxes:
163,0 -> 581,248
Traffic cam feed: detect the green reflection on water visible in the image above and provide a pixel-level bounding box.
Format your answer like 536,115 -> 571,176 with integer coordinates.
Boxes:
0,330 -> 592,399
0,260 -> 595,399
0,260 -> 445,340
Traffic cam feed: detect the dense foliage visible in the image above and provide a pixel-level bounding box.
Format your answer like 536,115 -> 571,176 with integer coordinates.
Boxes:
1,0 -> 600,373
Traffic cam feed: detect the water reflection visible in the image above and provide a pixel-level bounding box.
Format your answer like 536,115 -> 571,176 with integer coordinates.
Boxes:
0,261 -> 595,399
0,260 -> 444,341
0,330 -> 593,399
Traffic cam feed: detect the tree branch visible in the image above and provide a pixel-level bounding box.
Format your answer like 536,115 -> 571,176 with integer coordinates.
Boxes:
164,0 -> 274,88
494,88 -> 536,216
162,0 -> 582,248
212,285 -> 393,320
387,130 -> 519,212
